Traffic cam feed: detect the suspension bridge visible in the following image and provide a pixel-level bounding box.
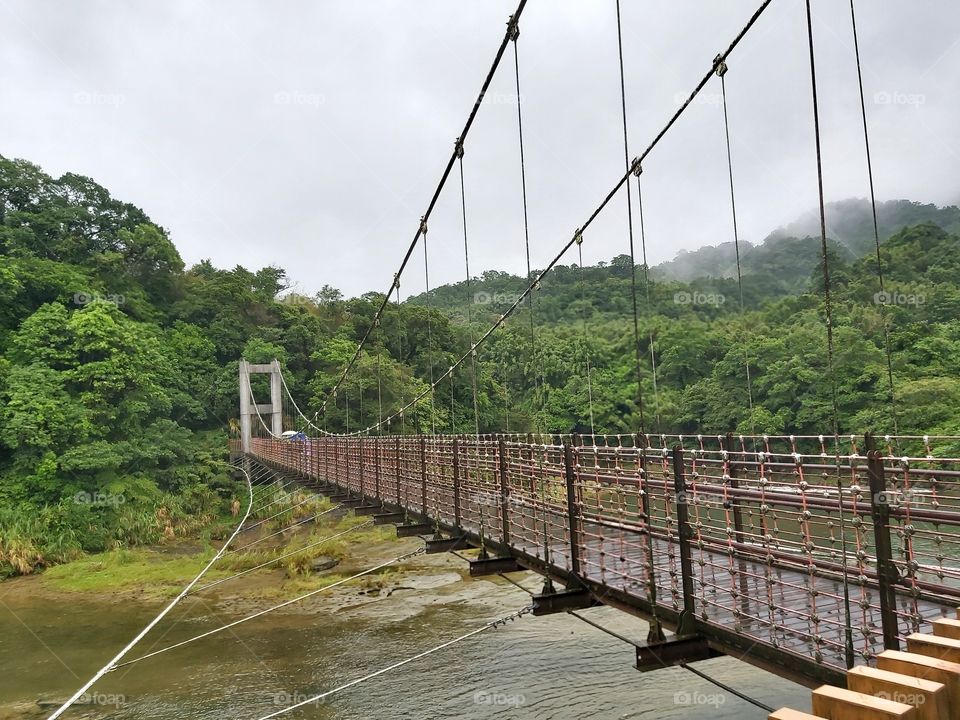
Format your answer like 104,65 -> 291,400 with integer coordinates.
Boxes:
46,0 -> 960,718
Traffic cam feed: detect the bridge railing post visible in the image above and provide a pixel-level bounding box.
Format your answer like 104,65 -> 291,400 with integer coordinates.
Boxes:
865,432 -> 900,651
453,436 -> 461,529
359,437 -> 365,498
420,436 -> 427,515
498,436 -> 511,545
672,444 -> 698,636
563,436 -> 581,576
724,433 -> 750,616
395,437 -> 402,508
374,436 -> 381,500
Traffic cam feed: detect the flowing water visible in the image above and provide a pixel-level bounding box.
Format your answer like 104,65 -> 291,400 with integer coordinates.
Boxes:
1,563 -> 814,720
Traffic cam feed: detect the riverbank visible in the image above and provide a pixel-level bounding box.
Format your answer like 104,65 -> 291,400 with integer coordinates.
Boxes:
0,506 -> 521,613
0,502 -> 816,720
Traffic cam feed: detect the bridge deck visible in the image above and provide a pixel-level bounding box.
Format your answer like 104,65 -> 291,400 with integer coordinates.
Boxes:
246,432 -> 960,686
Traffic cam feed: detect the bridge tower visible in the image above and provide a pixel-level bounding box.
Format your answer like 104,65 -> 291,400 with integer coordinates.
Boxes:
238,358 -> 283,452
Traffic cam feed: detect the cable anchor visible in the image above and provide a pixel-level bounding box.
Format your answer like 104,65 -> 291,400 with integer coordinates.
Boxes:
507,14 -> 519,42
713,54 -> 728,77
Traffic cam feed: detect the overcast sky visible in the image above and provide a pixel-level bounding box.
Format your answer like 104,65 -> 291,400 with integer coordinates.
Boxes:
1,0 -> 957,299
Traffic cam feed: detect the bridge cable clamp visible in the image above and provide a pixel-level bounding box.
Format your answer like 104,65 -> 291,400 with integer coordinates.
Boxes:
507,14 -> 520,42
713,54 -> 728,77
630,157 -> 642,177
573,228 -> 583,246
419,216 -> 428,235
454,137 -> 465,159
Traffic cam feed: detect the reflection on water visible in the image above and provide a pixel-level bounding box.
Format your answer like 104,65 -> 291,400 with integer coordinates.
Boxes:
1,576 -> 812,719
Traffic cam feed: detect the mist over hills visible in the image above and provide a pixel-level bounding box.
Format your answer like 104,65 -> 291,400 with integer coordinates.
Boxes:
651,198 -> 960,284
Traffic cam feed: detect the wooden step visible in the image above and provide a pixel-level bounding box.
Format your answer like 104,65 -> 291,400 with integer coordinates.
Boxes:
847,666 -> 946,720
877,649 -> 960,716
811,685 -> 915,720
932,617 -> 960,641
768,709 -> 827,720
907,632 -> 960,664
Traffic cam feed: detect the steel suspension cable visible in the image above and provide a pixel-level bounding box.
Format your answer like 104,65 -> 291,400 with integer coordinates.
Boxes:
849,0 -> 899,438
510,15 -> 544,433
395,284 -> 406,435
320,0 -> 530,412
190,520 -> 374,594
614,0 -> 648,437
45,461 -> 255,720
346,0 -> 776,436
226,504 -> 343,554
421,217 -> 437,434
565,609 -> 774,713
110,548 -> 426,671
717,62 -> 757,433
614,0 -> 664,642
253,605 -> 533,720
804,0 -> 854,670
576,237 -> 596,434
457,142 -> 481,435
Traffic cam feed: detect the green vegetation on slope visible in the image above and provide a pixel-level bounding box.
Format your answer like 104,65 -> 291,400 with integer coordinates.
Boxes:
2,154 -> 959,575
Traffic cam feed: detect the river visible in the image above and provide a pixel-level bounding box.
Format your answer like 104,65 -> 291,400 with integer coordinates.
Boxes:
0,545 -> 814,719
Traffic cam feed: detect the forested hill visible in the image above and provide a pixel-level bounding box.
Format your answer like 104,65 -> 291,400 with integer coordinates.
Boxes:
2,154 -> 960,575
651,198 -> 960,286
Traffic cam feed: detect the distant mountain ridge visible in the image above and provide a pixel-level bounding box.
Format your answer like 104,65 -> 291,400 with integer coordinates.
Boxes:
651,198 -> 960,284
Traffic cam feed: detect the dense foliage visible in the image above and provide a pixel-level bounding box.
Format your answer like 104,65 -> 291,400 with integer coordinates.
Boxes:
2,155 -> 959,574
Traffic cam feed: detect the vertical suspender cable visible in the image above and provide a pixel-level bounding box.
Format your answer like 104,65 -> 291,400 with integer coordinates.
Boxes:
717,61 -> 757,434
576,235 -> 596,435
804,0 -> 854,669
615,0 -> 648,437
457,140 -> 481,435
615,0 -> 662,641
849,0 -> 899,438
421,217 -> 437,434
509,15 -> 544,433
395,284 -> 406,436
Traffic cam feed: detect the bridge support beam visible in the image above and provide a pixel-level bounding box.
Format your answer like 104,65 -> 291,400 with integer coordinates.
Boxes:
373,512 -> 406,525
531,586 -> 598,616
635,634 -> 722,672
396,523 -> 434,538
469,556 -> 522,576
352,504 -> 383,516
425,535 -> 470,554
